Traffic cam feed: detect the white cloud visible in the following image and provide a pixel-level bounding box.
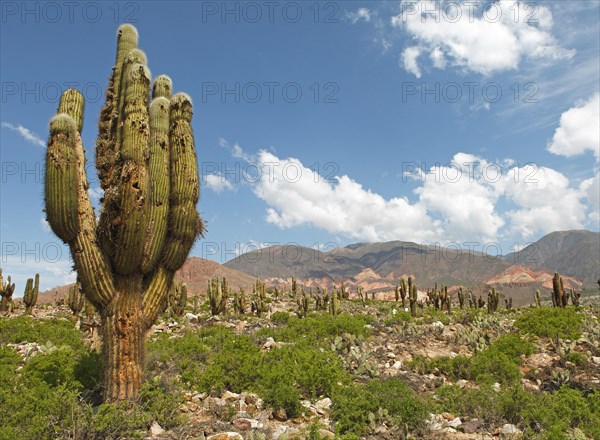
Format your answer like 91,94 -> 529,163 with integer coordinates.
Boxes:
401,46 -> 422,78
581,172 -> 600,223
205,173 -> 234,193
500,165 -> 588,238
392,1 -> 575,76
548,93 -> 600,161
224,141 -> 596,245
0,255 -> 75,294
253,150 -> 440,242
347,7 -> 371,24
1,122 -> 45,148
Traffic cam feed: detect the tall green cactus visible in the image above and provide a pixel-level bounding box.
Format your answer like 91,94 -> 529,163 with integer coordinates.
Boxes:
0,268 -> 16,312
552,273 -> 567,308
23,273 -> 39,314
44,25 -> 203,402
168,282 -> 187,317
534,289 -> 542,308
329,288 -> 341,316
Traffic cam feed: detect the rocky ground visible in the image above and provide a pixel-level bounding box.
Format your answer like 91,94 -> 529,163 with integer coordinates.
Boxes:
3,295 -> 600,440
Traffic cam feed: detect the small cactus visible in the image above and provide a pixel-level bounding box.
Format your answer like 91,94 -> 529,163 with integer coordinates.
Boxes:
552,273 -> 567,308
329,288 -> 341,316
0,268 -> 16,312
23,273 -> 39,314
457,287 -> 465,310
168,282 -> 187,317
534,290 -> 542,307
68,283 -> 85,322
487,288 -> 499,314
409,284 -> 418,317
251,279 -> 269,317
208,277 -> 228,316
296,289 -> 309,318
357,286 -> 366,306
233,288 -> 247,315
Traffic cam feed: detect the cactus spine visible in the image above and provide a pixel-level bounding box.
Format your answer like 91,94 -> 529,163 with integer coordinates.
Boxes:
23,273 -> 39,314
0,268 -> 16,312
43,25 -> 203,402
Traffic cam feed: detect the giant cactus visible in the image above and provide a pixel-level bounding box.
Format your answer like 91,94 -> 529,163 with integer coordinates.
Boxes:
23,273 -> 39,314
0,268 -> 16,312
44,24 -> 203,402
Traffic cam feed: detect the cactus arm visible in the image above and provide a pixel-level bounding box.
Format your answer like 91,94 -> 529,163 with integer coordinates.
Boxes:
46,91 -> 115,306
142,266 -> 174,328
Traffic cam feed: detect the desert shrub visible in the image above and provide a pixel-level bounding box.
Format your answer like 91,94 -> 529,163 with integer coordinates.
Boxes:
257,313 -> 372,344
408,335 -> 532,385
139,378 -> 184,429
436,385 -> 600,439
271,311 -> 291,324
0,317 -> 85,348
383,310 -> 413,326
514,307 -> 583,340
565,351 -> 587,366
331,378 -> 429,436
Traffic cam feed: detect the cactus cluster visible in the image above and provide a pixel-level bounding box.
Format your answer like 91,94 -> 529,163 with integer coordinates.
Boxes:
251,279 -> 269,317
0,268 -> 16,312
168,282 -> 187,317
233,288 -> 247,315
487,288 -> 499,314
23,273 -> 40,314
208,277 -> 228,316
43,24 -> 203,402
296,288 -> 310,318
329,288 -> 341,316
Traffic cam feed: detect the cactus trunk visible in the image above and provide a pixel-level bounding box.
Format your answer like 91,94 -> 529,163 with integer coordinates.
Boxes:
102,277 -> 145,401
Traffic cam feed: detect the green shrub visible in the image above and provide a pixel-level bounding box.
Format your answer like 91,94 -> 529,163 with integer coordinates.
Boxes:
331,378 -> 429,436
257,313 -> 372,344
0,317 -> 85,348
514,307 -> 583,340
271,311 -> 291,324
565,351 -> 587,366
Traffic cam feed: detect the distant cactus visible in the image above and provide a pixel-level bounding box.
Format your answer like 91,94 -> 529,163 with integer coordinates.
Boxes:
68,283 -> 85,322
297,289 -> 310,318
341,282 -> 349,300
208,277 -> 228,316
329,289 -> 341,316
487,288 -> 499,314
43,24 -> 203,402
357,286 -> 366,306
504,297 -> 513,310
409,284 -> 418,317
251,280 -> 269,317
552,273 -> 567,308
23,273 -> 39,314
233,288 -> 247,315
570,289 -> 580,306
457,287 -> 465,310
168,282 -> 187,317
0,268 -> 16,312
534,290 -> 542,308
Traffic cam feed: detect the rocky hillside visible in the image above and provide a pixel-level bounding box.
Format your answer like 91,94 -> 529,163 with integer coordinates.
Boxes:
503,230 -> 599,287
37,257 -> 257,304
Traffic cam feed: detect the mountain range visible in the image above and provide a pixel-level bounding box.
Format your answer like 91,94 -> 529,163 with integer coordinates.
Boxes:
39,230 -> 599,306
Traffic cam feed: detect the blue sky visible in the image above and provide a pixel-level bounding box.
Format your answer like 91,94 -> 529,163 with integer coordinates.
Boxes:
1,1 -> 599,292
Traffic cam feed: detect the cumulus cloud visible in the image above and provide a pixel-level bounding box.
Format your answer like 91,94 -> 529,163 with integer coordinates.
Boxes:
205,173 -> 234,193
391,1 -> 575,76
1,122 -> 45,147
222,141 -> 593,245
347,7 -> 371,23
500,165 -> 588,238
401,46 -> 422,78
548,93 -> 600,161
